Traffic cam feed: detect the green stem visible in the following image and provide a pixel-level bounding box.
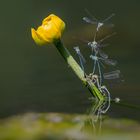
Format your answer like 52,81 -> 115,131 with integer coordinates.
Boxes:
54,39 -> 105,101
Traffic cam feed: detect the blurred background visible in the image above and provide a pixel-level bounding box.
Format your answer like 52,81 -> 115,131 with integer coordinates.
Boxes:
0,0 -> 140,121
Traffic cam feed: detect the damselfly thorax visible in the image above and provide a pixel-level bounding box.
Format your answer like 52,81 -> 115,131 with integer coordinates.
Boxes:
84,32 -> 116,59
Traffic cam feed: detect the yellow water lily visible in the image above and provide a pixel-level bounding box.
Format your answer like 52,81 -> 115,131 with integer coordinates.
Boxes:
31,14 -> 65,45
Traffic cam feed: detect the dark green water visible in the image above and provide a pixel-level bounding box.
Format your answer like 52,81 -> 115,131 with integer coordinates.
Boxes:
0,0 -> 140,122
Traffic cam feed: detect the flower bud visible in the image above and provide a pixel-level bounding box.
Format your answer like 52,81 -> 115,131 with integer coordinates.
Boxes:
31,14 -> 65,46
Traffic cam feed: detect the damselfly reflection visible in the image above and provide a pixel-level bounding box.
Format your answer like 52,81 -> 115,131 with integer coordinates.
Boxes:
99,86 -> 111,113
85,73 -> 111,114
88,82 -> 111,123
83,9 -> 115,31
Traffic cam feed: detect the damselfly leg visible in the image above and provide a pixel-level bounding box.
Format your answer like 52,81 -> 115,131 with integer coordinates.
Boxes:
90,54 -> 118,86
90,55 -> 102,86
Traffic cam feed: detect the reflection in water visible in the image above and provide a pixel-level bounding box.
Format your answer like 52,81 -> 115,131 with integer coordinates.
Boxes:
81,92 -> 124,135
86,101 -> 103,135
82,99 -> 107,135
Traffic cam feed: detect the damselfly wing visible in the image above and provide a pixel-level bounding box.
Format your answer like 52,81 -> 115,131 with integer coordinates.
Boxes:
100,57 -> 117,66
83,10 -> 115,31
103,70 -> 120,80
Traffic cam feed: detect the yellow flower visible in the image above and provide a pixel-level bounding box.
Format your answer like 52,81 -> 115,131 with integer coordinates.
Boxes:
31,14 -> 65,46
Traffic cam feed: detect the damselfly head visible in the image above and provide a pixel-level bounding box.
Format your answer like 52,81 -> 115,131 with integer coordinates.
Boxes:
89,41 -> 98,48
97,22 -> 104,31
74,46 -> 80,53
98,22 -> 104,28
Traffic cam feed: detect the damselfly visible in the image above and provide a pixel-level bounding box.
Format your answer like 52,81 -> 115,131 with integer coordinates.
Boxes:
87,40 -> 108,59
90,54 -> 117,85
75,37 -> 108,58
83,9 -> 115,31
74,46 -> 86,72
82,32 -> 116,59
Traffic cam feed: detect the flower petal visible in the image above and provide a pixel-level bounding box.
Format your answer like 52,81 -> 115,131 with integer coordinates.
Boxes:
31,28 -> 46,46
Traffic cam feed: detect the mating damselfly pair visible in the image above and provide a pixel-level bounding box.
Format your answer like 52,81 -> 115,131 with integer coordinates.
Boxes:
74,10 -> 121,114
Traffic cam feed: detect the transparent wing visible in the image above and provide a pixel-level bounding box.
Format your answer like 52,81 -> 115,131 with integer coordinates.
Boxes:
106,23 -> 114,27
84,8 -> 98,21
102,13 -> 115,23
83,17 -> 97,24
98,49 -> 108,59
101,58 -> 117,66
98,43 -> 109,48
98,32 -> 116,43
72,37 -> 89,44
103,70 -> 120,79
